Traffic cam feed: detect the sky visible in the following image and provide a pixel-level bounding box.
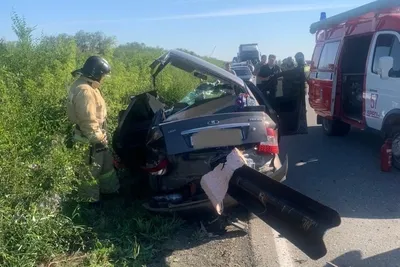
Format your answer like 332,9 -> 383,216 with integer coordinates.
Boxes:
0,0 -> 371,61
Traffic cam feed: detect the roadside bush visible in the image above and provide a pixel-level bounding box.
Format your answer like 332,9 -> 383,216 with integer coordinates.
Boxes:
0,13 -> 224,266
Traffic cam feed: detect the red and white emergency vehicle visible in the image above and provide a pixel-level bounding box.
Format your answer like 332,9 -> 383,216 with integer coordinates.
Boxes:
308,0 -> 400,168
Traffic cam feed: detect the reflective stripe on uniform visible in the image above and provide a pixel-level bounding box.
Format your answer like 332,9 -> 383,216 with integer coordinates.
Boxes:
74,140 -> 119,202
89,145 -> 120,195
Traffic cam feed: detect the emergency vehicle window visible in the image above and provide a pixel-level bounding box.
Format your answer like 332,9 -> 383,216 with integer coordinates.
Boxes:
389,37 -> 400,76
372,34 -> 394,73
318,41 -> 340,70
311,45 -> 323,68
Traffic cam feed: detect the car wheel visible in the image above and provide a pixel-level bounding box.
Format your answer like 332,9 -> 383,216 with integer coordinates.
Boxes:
389,126 -> 400,170
322,118 -> 350,136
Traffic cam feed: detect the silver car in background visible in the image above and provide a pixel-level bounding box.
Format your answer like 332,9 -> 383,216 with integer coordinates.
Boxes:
231,65 -> 255,84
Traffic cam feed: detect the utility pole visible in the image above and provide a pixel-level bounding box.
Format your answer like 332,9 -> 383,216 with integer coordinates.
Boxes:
209,46 -> 216,57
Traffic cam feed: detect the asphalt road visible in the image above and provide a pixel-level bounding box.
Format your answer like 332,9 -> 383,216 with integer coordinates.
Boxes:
250,101 -> 400,267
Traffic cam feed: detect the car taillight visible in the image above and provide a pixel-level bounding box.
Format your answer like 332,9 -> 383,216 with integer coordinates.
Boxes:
258,127 -> 279,154
142,159 -> 168,175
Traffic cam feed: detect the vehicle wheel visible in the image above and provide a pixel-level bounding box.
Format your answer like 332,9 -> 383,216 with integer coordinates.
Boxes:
388,126 -> 400,170
322,118 -> 351,136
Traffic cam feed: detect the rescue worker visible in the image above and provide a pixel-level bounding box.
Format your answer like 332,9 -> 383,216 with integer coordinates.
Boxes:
280,57 -> 296,95
253,55 -> 267,88
280,57 -> 295,72
294,52 -> 308,134
225,62 -> 236,75
266,52 -> 308,134
257,54 -> 281,110
67,56 -> 120,206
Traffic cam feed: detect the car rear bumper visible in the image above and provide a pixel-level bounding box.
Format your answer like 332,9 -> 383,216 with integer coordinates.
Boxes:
143,153 -> 289,213
243,148 -> 288,183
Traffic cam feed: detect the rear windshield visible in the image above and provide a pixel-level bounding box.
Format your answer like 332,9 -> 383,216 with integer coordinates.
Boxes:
241,45 -> 258,51
168,82 -> 236,116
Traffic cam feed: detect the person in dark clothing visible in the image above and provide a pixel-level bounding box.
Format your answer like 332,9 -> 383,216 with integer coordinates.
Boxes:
266,52 -> 308,134
294,52 -> 307,127
254,55 -> 267,86
257,54 -> 281,110
274,57 -> 305,96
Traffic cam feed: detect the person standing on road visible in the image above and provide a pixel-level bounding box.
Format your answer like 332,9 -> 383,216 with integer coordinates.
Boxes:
225,62 -> 236,75
253,55 -> 267,87
266,53 -> 308,134
257,54 -> 281,110
278,57 -> 296,96
67,56 -> 120,206
294,52 -> 308,134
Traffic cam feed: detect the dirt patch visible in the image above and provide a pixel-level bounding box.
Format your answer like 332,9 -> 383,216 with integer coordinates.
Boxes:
149,208 -> 254,267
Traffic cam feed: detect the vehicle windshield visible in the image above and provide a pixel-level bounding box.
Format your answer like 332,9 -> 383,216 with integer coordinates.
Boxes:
233,68 -> 252,77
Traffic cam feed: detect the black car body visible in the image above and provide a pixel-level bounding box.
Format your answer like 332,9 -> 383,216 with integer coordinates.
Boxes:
113,50 -> 295,212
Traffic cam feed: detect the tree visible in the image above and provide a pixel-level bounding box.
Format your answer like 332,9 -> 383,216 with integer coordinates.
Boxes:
11,11 -> 36,46
74,30 -> 116,56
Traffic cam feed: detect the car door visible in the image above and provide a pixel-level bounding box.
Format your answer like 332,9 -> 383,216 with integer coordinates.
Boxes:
245,80 -> 304,136
365,31 -> 400,131
113,91 -> 165,168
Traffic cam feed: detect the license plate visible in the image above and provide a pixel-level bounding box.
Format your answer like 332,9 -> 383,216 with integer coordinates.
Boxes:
191,128 -> 243,149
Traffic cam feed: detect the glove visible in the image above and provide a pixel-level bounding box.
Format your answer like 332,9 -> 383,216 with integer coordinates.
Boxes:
100,130 -> 108,146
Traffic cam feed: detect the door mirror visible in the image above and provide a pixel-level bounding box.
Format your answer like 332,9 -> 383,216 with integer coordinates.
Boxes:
378,56 -> 394,79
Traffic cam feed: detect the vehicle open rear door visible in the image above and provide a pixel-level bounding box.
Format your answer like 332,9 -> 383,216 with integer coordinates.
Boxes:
275,77 -> 309,135
245,80 -> 307,136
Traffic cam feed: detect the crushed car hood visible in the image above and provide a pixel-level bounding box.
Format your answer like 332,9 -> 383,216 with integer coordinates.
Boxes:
150,49 -> 246,89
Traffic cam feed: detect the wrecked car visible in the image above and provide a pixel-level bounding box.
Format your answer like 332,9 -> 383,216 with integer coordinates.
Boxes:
112,49 -> 301,212
112,50 -> 342,260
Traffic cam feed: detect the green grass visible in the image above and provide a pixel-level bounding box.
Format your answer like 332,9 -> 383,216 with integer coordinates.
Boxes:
56,200 -> 184,267
0,13 -> 224,266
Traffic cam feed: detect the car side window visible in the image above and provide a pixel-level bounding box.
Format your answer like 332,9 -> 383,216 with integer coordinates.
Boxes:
317,41 -> 340,70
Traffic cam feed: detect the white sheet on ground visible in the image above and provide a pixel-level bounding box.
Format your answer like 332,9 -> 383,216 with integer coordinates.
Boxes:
200,148 -> 247,215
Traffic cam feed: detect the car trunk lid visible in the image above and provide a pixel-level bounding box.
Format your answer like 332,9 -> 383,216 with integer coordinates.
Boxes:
159,111 -> 275,155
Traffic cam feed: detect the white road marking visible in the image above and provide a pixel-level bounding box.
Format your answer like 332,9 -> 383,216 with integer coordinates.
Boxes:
271,227 -> 295,267
249,212 -> 295,267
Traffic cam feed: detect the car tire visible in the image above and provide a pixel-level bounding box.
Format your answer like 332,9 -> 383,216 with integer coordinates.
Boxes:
322,118 -> 351,136
388,126 -> 400,170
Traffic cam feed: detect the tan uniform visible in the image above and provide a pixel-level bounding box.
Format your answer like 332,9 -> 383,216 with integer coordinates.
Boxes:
67,76 -> 119,202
